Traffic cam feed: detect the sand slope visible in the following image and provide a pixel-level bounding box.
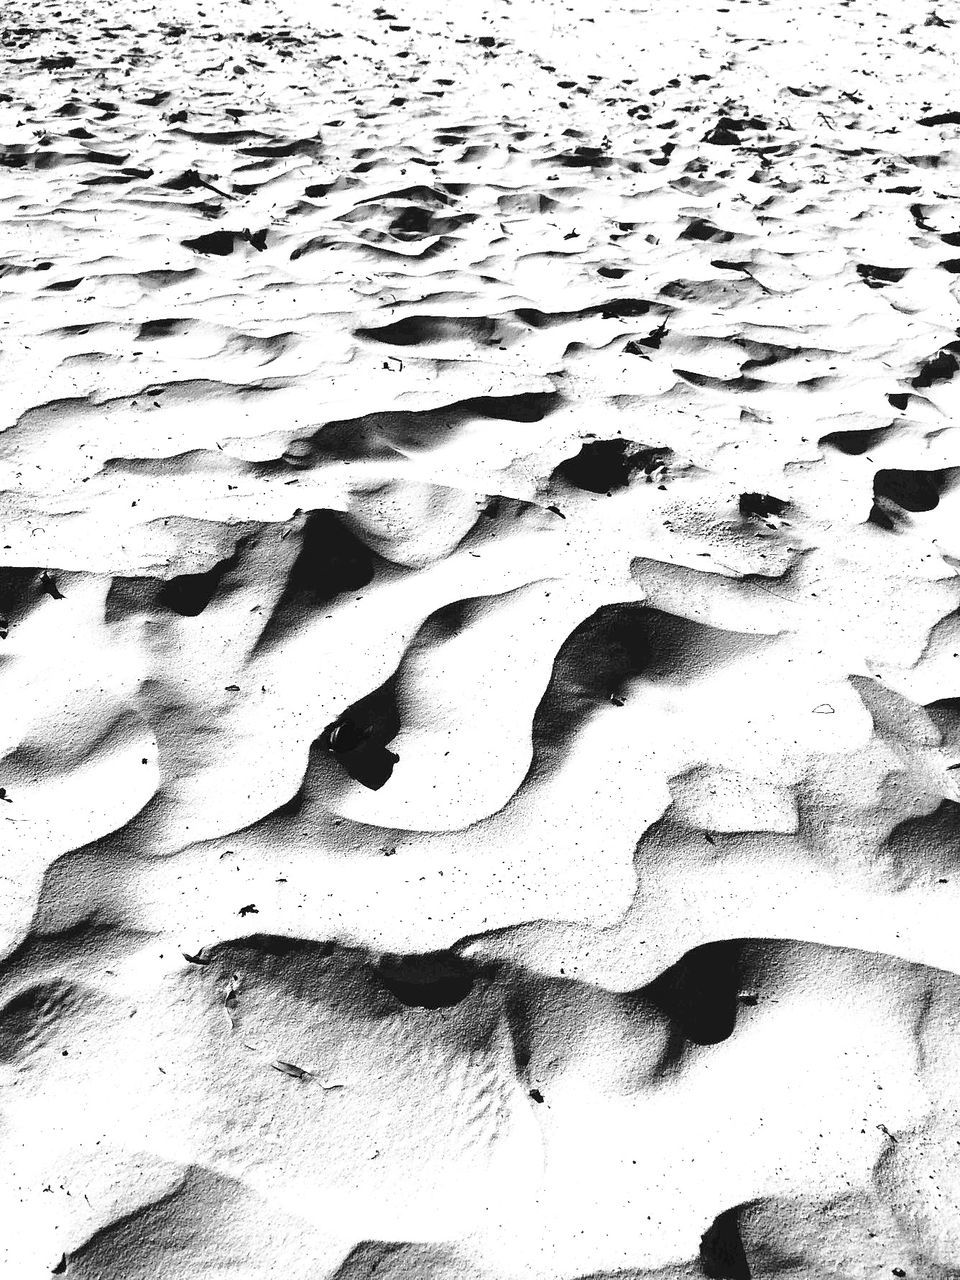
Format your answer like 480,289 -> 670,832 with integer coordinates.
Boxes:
4,0 -> 960,1273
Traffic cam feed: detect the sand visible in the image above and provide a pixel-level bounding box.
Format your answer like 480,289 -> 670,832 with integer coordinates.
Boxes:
4,0 -> 960,1273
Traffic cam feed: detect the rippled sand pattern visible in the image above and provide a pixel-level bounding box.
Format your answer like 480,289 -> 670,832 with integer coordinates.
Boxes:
5,0 -> 960,1274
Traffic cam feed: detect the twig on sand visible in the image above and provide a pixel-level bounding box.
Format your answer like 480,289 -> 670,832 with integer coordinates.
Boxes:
269,1058 -> 347,1089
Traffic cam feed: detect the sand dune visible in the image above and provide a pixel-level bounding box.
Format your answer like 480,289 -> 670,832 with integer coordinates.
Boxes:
4,0 -> 960,1272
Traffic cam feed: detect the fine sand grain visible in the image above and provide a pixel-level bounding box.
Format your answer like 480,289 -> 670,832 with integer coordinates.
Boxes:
4,0 -> 960,1274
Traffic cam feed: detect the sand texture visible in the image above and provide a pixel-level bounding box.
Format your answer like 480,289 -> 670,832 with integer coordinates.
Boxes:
4,0 -> 960,1273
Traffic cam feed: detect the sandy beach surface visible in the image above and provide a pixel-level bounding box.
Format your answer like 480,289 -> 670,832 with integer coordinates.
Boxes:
5,0 -> 960,1274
